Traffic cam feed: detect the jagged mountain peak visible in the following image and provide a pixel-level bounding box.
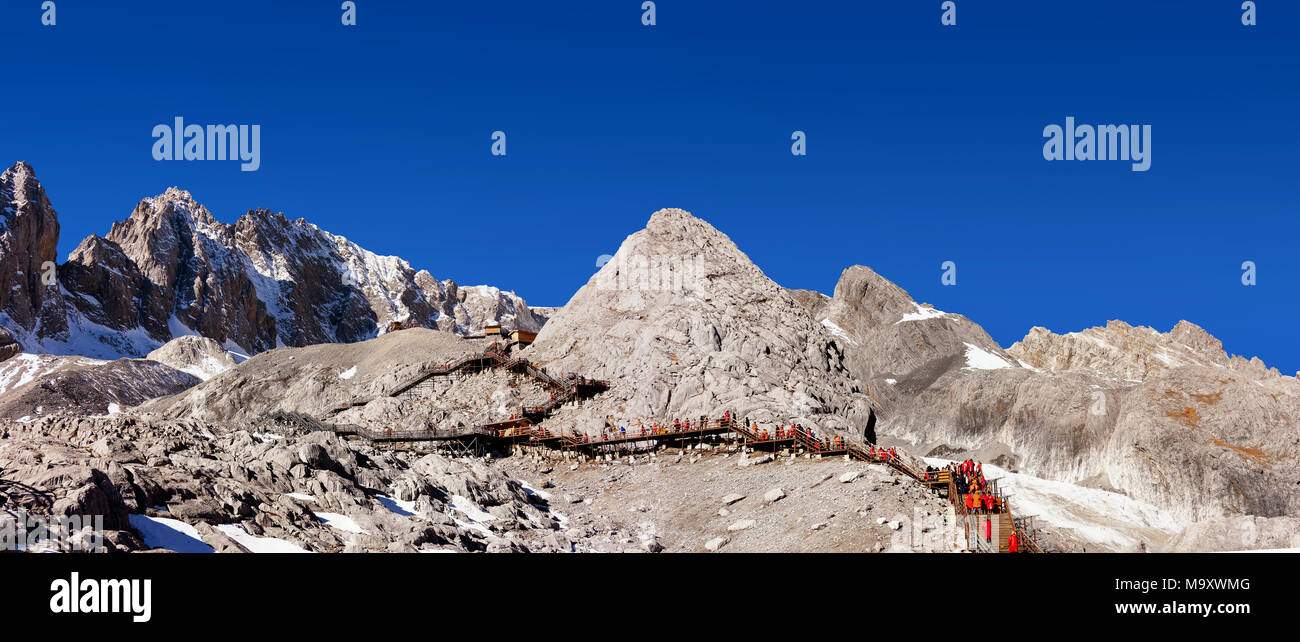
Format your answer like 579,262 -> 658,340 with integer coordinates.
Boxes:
809,264 -> 1011,384
0,161 -> 66,341
134,187 -> 216,224
0,164 -> 549,360
829,265 -> 927,325
1,160 -> 36,182
1,161 -> 54,219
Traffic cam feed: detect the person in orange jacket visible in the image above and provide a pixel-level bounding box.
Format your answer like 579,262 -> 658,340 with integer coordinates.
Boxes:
964,493 -> 975,513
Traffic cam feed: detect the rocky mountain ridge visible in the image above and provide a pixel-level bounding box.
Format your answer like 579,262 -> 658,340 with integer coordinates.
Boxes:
1008,319 -> 1285,382
0,161 -> 547,361
802,265 -> 1299,531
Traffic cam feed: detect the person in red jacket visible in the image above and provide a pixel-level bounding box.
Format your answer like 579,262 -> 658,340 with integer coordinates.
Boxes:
1008,531 -> 1019,553
984,518 -> 992,542
964,493 -> 974,512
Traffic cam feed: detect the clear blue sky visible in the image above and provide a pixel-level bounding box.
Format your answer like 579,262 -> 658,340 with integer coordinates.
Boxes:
2,1 -> 1297,371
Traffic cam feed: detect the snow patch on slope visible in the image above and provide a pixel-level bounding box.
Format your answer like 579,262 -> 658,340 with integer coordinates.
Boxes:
925,458 -> 1181,552
820,318 -> 857,345
215,524 -> 312,553
897,302 -> 947,323
962,343 -> 1013,370
128,514 -> 214,553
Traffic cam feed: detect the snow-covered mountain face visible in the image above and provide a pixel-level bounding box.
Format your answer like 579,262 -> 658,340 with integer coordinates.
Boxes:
0,161 -> 547,360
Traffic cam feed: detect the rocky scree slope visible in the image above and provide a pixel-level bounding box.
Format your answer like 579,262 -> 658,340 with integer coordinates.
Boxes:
0,414 -> 578,553
139,328 -> 492,425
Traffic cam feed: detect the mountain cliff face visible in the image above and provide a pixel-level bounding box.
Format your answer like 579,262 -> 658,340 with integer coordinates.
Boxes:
0,162 -> 547,359
0,162 -> 68,345
524,208 -> 874,437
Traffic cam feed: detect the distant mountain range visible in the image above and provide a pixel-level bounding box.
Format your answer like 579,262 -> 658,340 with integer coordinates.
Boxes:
0,161 -> 546,360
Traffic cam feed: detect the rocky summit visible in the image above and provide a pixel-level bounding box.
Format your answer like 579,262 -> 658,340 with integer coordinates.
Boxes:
1,172 -> 1296,554
525,208 -> 873,437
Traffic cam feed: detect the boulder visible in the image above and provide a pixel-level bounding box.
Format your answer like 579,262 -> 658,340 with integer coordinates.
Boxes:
727,519 -> 756,532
